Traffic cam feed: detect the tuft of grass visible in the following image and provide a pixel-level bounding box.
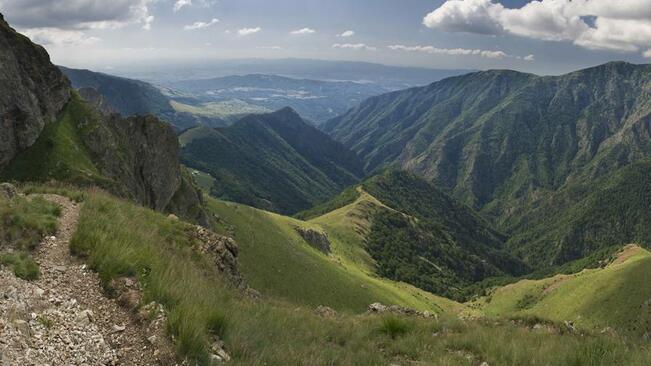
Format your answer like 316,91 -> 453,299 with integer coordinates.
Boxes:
0,252 -> 40,280
20,182 -> 88,203
37,314 -> 54,329
377,316 -> 413,339
0,194 -> 59,280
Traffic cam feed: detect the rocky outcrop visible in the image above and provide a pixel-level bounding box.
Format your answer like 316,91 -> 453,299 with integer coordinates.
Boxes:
295,227 -> 331,253
367,302 -> 435,318
188,225 -> 242,287
0,15 -> 207,225
0,13 -> 70,169
81,111 -> 208,224
77,87 -> 116,114
85,114 -> 182,211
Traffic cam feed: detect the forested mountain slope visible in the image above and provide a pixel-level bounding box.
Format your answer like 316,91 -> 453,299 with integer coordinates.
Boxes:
181,108 -> 364,214
326,62 -> 651,266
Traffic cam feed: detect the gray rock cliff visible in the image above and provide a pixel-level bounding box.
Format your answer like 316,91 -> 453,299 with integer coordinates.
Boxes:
0,13 -> 70,168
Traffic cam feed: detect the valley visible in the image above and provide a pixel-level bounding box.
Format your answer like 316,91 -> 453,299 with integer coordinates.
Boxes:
0,7 -> 650,366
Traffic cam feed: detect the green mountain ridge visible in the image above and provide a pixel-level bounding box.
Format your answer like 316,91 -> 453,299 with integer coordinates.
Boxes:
300,170 -> 526,300
325,61 -> 651,266
181,107 -> 365,214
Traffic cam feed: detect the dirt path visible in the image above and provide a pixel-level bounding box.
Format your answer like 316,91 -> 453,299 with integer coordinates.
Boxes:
0,194 -> 160,365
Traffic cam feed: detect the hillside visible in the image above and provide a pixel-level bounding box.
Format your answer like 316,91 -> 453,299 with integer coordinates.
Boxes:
479,245 -> 651,337
325,62 -> 651,266
60,67 -> 225,130
6,186 -> 650,365
166,74 -> 388,124
301,171 -> 526,300
206,196 -> 458,313
181,108 -> 365,214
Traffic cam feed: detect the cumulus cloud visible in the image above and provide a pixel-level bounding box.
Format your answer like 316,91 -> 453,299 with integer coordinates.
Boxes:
238,27 -> 261,36
332,43 -> 377,51
290,27 -> 316,35
338,30 -> 355,37
174,0 -> 192,12
423,0 -> 651,55
423,0 -> 504,35
388,44 -> 533,61
184,18 -> 219,31
0,0 -> 154,30
21,28 -> 101,46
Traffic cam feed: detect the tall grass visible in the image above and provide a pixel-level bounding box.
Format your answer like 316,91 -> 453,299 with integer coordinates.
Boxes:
0,194 -> 60,280
69,190 -> 651,365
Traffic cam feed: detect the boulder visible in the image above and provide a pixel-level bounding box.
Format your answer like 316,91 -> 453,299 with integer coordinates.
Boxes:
295,227 -> 331,253
188,226 -> 242,287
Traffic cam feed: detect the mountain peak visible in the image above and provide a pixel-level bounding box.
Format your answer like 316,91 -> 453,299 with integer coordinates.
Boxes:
272,106 -> 300,117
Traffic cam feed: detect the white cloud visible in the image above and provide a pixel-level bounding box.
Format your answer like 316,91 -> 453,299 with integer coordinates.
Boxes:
0,0 -> 154,30
388,44 -> 532,60
332,43 -> 377,51
238,27 -> 261,36
21,28 -> 101,46
184,18 -> 220,31
174,0 -> 192,12
338,30 -> 355,37
644,50 -> 651,59
142,15 -> 154,31
423,0 -> 504,35
423,0 -> 651,55
523,54 -> 535,62
290,27 -> 316,35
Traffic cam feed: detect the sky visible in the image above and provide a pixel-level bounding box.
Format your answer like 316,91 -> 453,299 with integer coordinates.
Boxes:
1,0 -> 651,75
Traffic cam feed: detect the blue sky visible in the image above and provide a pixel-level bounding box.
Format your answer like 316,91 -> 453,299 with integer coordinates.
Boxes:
1,0 -> 650,75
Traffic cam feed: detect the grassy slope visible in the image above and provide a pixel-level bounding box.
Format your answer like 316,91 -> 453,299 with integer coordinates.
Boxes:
207,195 -> 459,314
42,187 -> 651,366
1,93 -> 114,188
479,245 -> 651,336
0,194 -> 60,280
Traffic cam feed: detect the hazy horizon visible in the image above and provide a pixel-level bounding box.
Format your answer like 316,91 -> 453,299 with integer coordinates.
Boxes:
1,0 -> 650,76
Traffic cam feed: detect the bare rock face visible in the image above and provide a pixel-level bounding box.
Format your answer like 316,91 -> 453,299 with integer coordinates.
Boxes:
0,13 -> 70,169
82,112 -> 208,224
295,227 -> 331,253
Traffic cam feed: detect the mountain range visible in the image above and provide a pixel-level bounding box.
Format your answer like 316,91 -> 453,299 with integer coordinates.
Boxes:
164,74 -> 388,124
180,108 -> 364,214
114,58 -> 472,89
2,11 -> 651,365
325,62 -> 651,267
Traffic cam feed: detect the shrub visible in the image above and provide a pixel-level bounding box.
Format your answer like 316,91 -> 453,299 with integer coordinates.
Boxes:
378,316 -> 413,339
